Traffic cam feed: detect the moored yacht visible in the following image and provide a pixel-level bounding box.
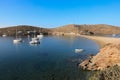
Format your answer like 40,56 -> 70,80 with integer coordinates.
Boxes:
13,29 -> 22,43
13,38 -> 22,43
29,30 -> 40,44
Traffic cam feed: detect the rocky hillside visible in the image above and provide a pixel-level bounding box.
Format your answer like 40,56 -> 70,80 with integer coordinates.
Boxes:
79,43 -> 120,70
52,24 -> 120,35
0,25 -> 51,36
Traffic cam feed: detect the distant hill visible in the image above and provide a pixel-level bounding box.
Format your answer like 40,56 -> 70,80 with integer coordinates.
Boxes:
0,24 -> 120,36
0,25 -> 50,36
52,24 -> 120,35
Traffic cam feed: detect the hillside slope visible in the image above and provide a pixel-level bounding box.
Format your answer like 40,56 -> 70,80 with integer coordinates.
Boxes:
52,24 -> 120,35
0,25 -> 51,36
1,24 -> 120,36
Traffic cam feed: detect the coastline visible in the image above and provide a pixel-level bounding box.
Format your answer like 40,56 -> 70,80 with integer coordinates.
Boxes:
79,35 -> 120,71
78,35 -> 120,48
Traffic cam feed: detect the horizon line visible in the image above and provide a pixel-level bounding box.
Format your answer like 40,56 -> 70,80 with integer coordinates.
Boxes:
0,23 -> 120,28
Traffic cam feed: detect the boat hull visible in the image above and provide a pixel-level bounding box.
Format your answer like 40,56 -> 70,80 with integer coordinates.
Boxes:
29,40 -> 40,44
13,39 -> 22,43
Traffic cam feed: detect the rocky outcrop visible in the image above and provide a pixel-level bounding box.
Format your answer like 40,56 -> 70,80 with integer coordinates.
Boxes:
79,43 -> 120,70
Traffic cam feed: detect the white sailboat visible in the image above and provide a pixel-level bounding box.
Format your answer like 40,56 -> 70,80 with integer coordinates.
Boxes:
13,29 -> 22,43
29,30 -> 40,44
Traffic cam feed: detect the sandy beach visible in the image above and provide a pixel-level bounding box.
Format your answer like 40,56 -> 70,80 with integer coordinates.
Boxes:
79,35 -> 120,48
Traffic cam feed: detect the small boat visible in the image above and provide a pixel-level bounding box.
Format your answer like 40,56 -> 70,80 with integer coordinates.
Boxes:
37,33 -> 43,39
37,35 -> 43,38
29,30 -> 40,44
75,49 -> 84,53
2,34 -> 7,37
13,29 -> 22,43
29,40 -> 40,44
13,38 -> 22,43
112,34 -> 116,37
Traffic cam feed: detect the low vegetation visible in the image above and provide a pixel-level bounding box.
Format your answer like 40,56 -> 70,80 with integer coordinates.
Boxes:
89,65 -> 120,80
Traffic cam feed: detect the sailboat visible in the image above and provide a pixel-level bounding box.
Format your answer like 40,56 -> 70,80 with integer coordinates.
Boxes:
29,30 -> 40,44
13,29 -> 22,43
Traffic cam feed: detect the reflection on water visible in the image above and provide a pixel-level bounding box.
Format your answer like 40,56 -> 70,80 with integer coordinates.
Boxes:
0,36 -> 99,80
29,43 -> 40,46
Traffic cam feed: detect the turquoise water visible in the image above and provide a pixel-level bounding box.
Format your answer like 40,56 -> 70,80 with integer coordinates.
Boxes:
0,36 -> 99,80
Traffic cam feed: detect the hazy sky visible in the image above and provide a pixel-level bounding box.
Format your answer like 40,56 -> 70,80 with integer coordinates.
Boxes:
0,0 -> 120,28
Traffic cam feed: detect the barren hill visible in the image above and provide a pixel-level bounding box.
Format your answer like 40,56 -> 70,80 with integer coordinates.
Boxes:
0,25 -> 50,36
1,24 -> 120,36
52,24 -> 120,35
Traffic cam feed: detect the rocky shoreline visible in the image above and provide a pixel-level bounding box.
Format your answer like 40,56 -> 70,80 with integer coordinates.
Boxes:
78,39 -> 120,80
79,43 -> 120,70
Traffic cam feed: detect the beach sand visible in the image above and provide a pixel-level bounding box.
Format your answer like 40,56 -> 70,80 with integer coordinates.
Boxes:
79,35 -> 120,48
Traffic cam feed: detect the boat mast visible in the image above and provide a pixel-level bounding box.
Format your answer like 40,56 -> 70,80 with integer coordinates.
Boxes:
16,29 -> 18,39
34,30 -> 36,38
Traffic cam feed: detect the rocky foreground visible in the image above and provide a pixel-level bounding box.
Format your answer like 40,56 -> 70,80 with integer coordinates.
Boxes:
89,65 -> 120,80
80,43 -> 120,70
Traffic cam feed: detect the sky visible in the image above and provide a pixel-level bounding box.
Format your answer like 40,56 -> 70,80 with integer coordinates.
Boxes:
0,0 -> 120,28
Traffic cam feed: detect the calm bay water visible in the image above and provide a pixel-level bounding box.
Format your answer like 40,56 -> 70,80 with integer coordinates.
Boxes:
0,36 -> 99,80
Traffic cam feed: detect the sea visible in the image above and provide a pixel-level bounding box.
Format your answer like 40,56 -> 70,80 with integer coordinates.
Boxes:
0,35 -> 99,80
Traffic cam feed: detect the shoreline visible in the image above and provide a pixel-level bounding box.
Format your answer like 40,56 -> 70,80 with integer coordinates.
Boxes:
78,35 -> 120,48
79,35 -> 120,71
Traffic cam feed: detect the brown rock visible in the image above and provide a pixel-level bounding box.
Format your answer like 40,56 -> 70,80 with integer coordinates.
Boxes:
79,43 -> 120,70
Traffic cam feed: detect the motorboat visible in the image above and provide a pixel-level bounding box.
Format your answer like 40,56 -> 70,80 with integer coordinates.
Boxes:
75,49 -> 84,53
